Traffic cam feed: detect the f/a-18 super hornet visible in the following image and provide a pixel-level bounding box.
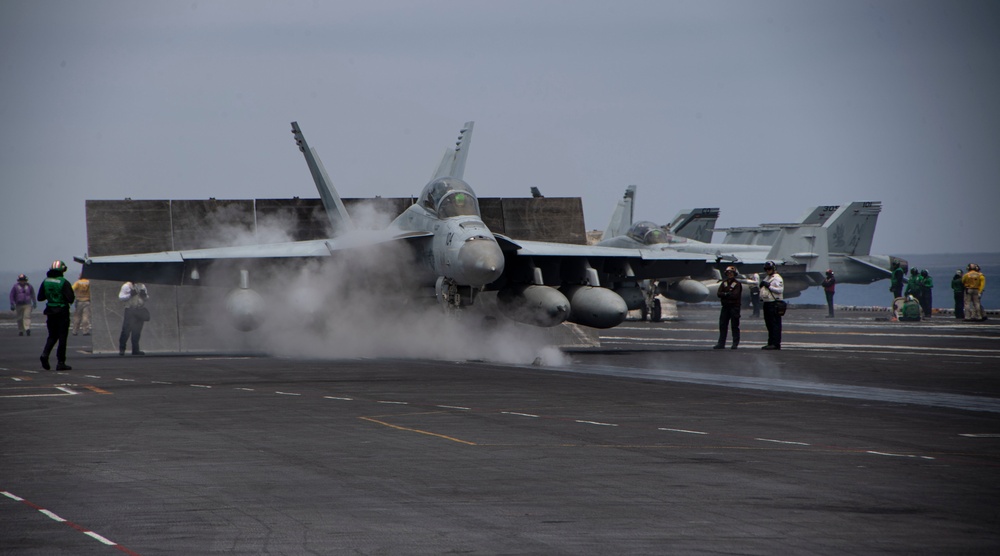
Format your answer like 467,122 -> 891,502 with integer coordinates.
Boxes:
715,204 -> 841,246
77,122 -> 712,331
597,185 -> 757,315
599,185 -> 905,301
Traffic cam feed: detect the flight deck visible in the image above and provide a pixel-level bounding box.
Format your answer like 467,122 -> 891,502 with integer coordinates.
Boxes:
2,307 -> 998,554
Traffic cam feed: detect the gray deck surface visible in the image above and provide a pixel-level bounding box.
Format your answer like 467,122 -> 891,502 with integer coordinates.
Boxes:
2,307 -> 998,555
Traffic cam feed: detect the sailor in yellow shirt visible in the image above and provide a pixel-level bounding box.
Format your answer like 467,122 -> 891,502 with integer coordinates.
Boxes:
71,276 -> 92,335
961,263 -> 986,321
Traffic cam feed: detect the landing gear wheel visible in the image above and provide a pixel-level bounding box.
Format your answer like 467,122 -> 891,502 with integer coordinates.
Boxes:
435,276 -> 462,315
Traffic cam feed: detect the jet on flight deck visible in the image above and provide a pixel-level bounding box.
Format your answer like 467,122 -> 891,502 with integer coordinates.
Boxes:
599,185 -> 906,301
76,122 -> 714,332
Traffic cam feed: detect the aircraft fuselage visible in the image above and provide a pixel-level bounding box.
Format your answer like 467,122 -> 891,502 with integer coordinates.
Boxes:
391,205 -> 504,289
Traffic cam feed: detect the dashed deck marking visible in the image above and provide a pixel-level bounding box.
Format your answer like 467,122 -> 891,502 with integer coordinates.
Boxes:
867,451 -> 935,460
576,420 -> 618,427
83,385 -> 112,395
84,531 -> 117,545
39,509 -> 65,522
756,437 -> 810,446
1,490 -> 142,555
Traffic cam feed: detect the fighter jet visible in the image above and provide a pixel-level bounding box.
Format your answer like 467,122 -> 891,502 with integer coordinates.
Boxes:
599,185 -> 905,300
714,204 -> 841,246
77,122 -> 712,331
597,185 -> 765,309
706,200 -> 906,296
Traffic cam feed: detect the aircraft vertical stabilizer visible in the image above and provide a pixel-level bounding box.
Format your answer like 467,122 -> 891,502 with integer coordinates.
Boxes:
796,205 -> 840,226
431,121 -> 475,180
766,224 -> 829,275
291,121 -> 356,234
823,201 -> 881,256
603,185 -> 636,240
668,208 -> 720,243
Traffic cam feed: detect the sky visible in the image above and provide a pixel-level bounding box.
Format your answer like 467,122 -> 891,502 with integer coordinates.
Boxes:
2,0 -> 999,278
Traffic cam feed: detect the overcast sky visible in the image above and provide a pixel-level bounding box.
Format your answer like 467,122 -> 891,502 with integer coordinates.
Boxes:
2,0 -> 998,276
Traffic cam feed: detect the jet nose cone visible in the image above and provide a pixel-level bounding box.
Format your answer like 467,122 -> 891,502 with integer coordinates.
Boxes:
458,239 -> 505,287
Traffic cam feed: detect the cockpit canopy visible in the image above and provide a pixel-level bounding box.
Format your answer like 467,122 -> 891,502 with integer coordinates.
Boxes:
627,221 -> 669,245
626,221 -> 689,245
418,177 -> 481,218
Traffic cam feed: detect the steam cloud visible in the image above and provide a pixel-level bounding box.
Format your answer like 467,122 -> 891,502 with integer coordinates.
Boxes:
197,201 -> 568,366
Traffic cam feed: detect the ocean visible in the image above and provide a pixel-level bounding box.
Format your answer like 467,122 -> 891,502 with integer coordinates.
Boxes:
790,252 -> 999,310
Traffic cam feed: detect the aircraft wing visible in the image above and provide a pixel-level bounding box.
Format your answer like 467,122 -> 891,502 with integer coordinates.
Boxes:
76,231 -> 432,286
494,235 -> 715,284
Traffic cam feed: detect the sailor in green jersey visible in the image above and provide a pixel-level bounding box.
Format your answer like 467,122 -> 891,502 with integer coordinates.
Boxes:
920,269 -> 933,318
890,264 -> 904,299
951,270 -> 965,319
37,260 -> 75,370
905,267 -> 922,300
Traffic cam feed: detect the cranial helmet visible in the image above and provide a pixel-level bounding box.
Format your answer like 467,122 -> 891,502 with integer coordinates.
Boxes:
763,261 -> 775,271
921,269 -> 928,276
724,266 -> 738,276
826,269 -> 834,275
50,260 -> 68,273
17,274 -> 27,281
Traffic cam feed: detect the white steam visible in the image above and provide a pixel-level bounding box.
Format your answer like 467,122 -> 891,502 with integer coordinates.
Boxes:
199,201 -> 566,365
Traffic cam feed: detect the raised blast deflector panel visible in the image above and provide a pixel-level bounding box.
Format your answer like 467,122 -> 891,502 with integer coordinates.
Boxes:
86,200 -> 173,256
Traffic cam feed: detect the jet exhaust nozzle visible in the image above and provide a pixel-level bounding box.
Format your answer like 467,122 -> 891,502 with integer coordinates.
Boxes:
562,285 -> 628,329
